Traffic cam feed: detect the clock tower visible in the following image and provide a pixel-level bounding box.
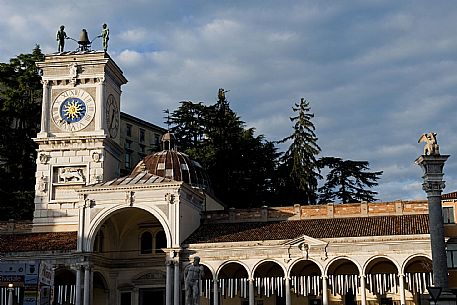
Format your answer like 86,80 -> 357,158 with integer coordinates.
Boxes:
34,51 -> 127,231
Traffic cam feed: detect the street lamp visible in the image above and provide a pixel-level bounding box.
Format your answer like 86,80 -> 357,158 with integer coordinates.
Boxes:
7,283 -> 14,305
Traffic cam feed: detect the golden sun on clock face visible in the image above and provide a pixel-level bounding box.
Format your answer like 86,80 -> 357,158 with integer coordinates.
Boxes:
52,89 -> 95,132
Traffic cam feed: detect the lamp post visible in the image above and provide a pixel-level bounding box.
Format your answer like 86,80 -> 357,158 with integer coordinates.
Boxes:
7,283 -> 14,305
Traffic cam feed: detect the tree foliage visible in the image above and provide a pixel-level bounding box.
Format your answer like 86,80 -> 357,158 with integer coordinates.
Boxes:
318,157 -> 383,204
0,45 -> 44,220
276,98 -> 321,204
170,91 -> 279,208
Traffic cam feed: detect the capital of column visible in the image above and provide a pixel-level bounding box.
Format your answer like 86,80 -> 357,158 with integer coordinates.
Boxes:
70,264 -> 83,271
81,262 -> 93,271
422,181 -> 446,193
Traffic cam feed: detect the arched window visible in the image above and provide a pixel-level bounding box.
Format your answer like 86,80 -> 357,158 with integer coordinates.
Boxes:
155,230 -> 167,253
140,231 -> 153,254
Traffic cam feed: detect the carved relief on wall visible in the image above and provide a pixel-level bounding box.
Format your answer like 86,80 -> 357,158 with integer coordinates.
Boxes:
57,167 -> 86,184
39,153 -> 49,164
37,174 -> 47,194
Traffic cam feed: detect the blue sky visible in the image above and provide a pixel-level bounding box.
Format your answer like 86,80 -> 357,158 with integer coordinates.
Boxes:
1,0 -> 457,202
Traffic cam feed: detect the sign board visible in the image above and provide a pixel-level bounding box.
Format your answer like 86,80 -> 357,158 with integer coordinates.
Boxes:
39,262 -> 54,287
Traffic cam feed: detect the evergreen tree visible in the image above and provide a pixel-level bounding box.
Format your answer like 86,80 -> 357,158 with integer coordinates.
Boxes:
0,46 -> 44,219
169,101 -> 207,151
318,157 -> 383,204
277,98 -> 321,205
169,89 -> 279,208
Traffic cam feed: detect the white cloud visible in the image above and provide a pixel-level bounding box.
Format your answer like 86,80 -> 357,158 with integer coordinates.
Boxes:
118,28 -> 148,43
2,1 -> 457,202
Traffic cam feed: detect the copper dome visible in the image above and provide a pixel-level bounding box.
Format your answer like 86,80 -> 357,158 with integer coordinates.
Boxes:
131,133 -> 210,190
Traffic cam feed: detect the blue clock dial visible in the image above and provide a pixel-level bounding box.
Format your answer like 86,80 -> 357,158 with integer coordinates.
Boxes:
60,98 -> 87,123
52,89 -> 95,132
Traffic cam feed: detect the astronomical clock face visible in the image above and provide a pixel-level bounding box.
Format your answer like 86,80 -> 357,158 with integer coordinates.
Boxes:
52,89 -> 95,132
105,94 -> 119,138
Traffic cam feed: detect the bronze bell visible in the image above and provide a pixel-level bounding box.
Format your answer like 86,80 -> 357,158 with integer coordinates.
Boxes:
78,29 -> 91,51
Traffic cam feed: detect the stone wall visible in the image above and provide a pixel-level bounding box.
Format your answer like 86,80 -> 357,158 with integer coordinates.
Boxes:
203,200 -> 430,223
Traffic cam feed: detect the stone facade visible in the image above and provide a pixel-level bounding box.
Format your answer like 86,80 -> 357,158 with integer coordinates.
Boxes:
0,52 -> 454,305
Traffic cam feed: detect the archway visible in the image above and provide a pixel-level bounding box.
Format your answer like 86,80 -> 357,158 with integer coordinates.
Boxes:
93,272 -> 109,305
217,262 -> 250,304
364,257 -> 399,305
327,258 -> 360,305
403,256 -> 432,305
290,260 -> 322,305
254,260 -> 286,305
53,268 -> 76,305
90,207 -> 171,305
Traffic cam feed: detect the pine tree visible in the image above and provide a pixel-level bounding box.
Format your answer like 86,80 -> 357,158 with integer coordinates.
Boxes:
0,45 -> 44,219
318,157 -> 383,204
169,89 -> 279,208
277,98 -> 321,204
169,101 -> 207,151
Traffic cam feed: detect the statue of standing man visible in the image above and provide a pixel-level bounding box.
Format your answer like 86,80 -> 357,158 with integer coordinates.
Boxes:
56,25 -> 67,52
184,257 -> 204,305
100,23 -> 109,51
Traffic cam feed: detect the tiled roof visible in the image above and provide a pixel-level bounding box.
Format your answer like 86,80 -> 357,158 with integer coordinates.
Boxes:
443,191 -> 457,200
131,149 -> 210,190
89,171 -> 175,188
0,232 -> 77,252
185,214 -> 429,244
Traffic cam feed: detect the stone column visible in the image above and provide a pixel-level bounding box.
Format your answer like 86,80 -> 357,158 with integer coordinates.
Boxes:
360,275 -> 367,305
166,260 -> 173,305
213,277 -> 219,305
399,274 -> 406,305
322,276 -> 328,305
39,80 -> 50,135
285,277 -> 291,305
108,272 -> 118,305
83,265 -> 92,305
75,266 -> 82,305
173,260 -> 180,305
416,154 -> 449,288
249,279 -> 255,305
96,77 -> 105,132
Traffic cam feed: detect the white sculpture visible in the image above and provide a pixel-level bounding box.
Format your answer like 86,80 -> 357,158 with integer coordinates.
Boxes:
418,132 -> 440,155
58,167 -> 85,183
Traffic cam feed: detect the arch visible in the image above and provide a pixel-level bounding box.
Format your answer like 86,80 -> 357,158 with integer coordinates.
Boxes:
216,260 -> 251,279
324,256 -> 363,275
363,256 -> 401,297
288,258 -> 324,277
363,255 -> 401,275
401,255 -> 433,296
252,259 -> 287,278
93,271 -> 109,290
140,231 -> 153,254
87,204 -> 172,252
401,254 -> 432,274
289,259 -> 323,298
325,257 -> 361,299
54,268 -> 76,284
54,268 -> 76,305
155,230 -> 167,253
